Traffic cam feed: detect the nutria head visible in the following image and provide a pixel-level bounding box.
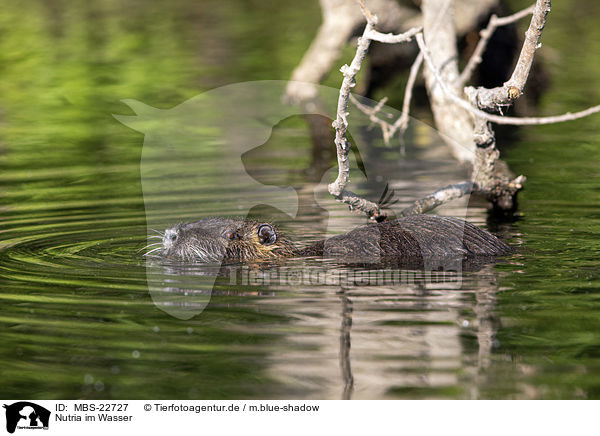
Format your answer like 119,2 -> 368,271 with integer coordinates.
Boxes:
159,217 -> 295,262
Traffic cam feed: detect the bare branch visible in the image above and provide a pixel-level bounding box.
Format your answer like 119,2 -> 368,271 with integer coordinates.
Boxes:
470,102 -> 600,125
285,0 -> 421,103
507,0 -> 550,92
390,52 -> 424,138
458,4 -> 536,87
349,94 -> 392,144
328,0 -> 421,219
401,182 -> 475,216
366,27 -> 423,44
494,4 -> 536,26
469,0 -> 551,112
348,51 -> 423,147
349,93 -> 388,117
337,189 -> 385,219
417,33 -> 600,126
369,95 -> 389,114
328,17 -> 376,199
421,0 -> 476,163
348,2 -> 444,145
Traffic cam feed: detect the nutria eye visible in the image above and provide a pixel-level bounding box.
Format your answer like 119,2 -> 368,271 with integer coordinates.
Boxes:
257,224 -> 276,246
170,234 -> 177,242
223,230 -> 238,240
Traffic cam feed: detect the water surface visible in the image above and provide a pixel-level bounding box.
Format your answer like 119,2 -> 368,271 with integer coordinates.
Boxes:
0,0 -> 599,399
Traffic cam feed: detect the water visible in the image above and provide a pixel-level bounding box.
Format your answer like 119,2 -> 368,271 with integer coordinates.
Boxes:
0,0 -> 599,400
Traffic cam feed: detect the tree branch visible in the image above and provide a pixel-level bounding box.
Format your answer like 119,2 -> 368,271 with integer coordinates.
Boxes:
285,0 -> 501,104
328,12 -> 376,198
417,33 -> 600,126
349,93 -> 392,144
458,4 -> 536,87
420,0 -> 476,163
468,0 -> 551,112
366,27 -> 423,44
328,0 -> 598,217
328,0 -> 421,219
390,51 -> 423,139
348,52 -> 423,147
401,182 -> 475,216
285,0 -> 421,103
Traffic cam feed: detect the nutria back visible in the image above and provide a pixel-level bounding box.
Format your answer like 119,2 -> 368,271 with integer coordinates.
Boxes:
301,215 -> 512,261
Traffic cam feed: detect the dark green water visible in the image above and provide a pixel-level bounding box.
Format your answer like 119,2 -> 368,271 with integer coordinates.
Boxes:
0,0 -> 599,399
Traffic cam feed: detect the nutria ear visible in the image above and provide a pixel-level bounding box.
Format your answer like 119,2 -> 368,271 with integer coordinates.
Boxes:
257,224 -> 277,245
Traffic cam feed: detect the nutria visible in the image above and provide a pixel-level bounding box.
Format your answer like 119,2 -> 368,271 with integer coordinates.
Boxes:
148,215 -> 512,263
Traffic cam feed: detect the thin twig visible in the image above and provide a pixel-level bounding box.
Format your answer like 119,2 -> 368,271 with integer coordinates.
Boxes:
349,94 -> 392,143
458,4 -> 536,87
347,51 -> 422,147
390,52 -> 424,138
472,103 -> 600,125
358,0 -> 376,24
366,27 -> 423,44
348,93 -> 388,118
370,95 -> 389,114
400,181 -> 475,216
417,33 -> 600,125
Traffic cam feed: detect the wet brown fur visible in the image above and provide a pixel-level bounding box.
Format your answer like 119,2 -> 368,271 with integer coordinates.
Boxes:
222,220 -> 296,260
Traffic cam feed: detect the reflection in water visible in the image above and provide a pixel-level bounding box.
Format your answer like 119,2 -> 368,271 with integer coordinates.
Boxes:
145,257 -> 504,399
339,292 -> 354,400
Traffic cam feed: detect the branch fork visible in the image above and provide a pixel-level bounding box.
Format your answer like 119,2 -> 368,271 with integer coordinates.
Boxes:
327,0 -> 599,218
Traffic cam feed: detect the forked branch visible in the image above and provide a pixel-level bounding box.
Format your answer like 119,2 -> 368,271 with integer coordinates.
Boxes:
328,0 -> 421,219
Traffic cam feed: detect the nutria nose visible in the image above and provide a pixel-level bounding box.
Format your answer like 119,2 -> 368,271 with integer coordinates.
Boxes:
163,229 -> 178,249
